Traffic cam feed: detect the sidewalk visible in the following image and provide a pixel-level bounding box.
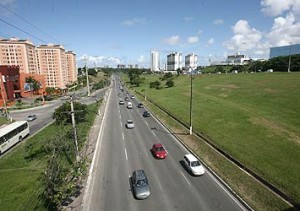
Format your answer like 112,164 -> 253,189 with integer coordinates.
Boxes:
63,87 -> 111,210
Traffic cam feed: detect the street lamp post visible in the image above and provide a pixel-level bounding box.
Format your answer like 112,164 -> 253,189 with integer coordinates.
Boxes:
84,57 -> 91,96
288,43 -> 292,73
189,67 -> 193,135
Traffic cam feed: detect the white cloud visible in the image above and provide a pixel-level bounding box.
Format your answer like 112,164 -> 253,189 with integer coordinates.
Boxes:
122,18 -> 146,26
78,55 -> 121,66
266,12 -> 300,46
261,0 -> 300,16
207,38 -> 215,45
183,17 -> 194,22
137,55 -> 145,63
162,35 -> 180,45
223,20 -> 262,52
187,36 -> 199,44
213,19 -> 224,25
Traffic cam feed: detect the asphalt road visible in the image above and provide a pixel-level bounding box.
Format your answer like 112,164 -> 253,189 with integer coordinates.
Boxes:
83,78 -> 247,211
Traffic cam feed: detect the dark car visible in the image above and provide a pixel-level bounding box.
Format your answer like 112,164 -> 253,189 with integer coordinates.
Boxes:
142,111 -> 150,117
137,102 -> 143,108
125,97 -> 129,101
131,170 -> 150,199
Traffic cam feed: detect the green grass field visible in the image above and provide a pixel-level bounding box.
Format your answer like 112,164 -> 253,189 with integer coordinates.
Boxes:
131,72 -> 300,205
0,103 -> 98,210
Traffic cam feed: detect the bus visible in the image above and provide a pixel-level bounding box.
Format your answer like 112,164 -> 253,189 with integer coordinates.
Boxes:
0,121 -> 30,155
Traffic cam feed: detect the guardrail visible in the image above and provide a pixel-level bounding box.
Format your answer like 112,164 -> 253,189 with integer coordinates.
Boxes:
135,90 -> 299,211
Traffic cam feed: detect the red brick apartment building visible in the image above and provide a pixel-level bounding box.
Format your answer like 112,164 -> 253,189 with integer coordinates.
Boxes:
0,65 -> 46,107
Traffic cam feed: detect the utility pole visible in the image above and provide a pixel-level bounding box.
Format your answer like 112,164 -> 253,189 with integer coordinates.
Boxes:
189,67 -> 193,135
70,96 -> 79,161
85,56 -> 91,97
288,42 -> 292,73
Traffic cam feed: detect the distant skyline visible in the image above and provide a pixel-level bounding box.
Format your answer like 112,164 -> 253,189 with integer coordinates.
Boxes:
0,0 -> 300,68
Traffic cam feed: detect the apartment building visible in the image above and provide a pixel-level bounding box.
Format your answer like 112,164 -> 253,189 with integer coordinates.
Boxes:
185,53 -> 198,71
66,51 -> 77,84
150,50 -> 160,72
167,52 -> 182,71
0,38 -> 38,74
36,44 -> 68,89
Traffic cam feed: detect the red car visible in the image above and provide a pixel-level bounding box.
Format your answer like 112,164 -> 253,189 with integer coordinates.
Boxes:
151,143 -> 167,159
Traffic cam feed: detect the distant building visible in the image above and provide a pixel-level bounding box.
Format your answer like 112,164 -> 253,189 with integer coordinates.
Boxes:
36,44 -> 68,89
0,38 -> 38,74
150,50 -> 160,72
227,53 -> 251,65
117,64 -> 126,69
185,53 -> 198,71
65,51 -> 77,84
167,52 -> 182,71
270,43 -> 300,58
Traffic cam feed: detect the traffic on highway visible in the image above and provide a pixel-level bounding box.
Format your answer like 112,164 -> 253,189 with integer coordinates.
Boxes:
83,76 -> 248,211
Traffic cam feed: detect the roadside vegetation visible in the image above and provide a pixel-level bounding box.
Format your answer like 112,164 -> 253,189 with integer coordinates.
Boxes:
123,71 -> 300,210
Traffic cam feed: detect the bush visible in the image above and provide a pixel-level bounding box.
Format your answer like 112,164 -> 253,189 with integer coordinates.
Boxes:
166,80 -> 174,87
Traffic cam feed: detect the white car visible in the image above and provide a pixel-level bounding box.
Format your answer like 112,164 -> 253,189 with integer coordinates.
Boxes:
183,154 -> 205,176
126,120 -> 134,129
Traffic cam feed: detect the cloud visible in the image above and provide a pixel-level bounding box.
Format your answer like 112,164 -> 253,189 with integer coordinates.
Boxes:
223,20 -> 262,52
78,55 -> 121,66
213,19 -> 224,25
266,12 -> 300,46
162,35 -> 180,45
183,17 -> 194,22
122,18 -> 146,26
137,55 -> 146,63
261,0 -> 300,16
207,38 -> 215,45
187,36 -> 199,44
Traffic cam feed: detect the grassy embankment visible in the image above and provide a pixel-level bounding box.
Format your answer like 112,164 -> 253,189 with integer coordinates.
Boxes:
127,72 -> 300,210
0,103 -> 99,210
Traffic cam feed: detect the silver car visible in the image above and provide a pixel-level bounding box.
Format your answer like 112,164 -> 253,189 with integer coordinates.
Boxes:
131,170 -> 150,199
126,120 -> 134,129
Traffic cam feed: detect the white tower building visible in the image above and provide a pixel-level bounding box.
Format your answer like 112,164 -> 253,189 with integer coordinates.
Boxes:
185,53 -> 198,70
150,50 -> 160,72
167,52 -> 182,71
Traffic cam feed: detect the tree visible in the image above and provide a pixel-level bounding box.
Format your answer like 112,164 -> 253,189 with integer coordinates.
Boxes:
45,87 -> 55,95
25,76 -> 41,95
215,66 -> 224,73
149,81 -> 161,89
53,101 -> 88,124
166,79 -> 174,88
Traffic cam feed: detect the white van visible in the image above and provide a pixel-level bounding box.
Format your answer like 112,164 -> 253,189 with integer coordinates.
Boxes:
127,102 -> 133,109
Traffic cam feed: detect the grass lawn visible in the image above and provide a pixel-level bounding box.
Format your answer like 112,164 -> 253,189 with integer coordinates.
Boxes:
0,103 -> 98,210
129,72 -> 300,208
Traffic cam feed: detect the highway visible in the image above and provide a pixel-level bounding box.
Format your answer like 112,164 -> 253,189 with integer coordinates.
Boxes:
83,78 -> 247,211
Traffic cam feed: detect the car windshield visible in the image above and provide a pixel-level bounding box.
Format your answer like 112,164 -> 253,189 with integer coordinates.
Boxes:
128,120 -> 133,123
191,161 -> 201,167
136,179 -> 148,187
156,146 -> 164,151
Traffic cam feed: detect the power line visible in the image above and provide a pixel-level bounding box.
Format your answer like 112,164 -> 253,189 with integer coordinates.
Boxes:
0,17 -> 46,43
0,3 -> 60,43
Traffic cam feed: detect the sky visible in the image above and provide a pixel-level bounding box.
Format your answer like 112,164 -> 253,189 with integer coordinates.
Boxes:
0,0 -> 300,68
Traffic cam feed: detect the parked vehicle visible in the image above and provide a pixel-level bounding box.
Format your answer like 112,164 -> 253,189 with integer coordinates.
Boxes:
131,170 -> 150,199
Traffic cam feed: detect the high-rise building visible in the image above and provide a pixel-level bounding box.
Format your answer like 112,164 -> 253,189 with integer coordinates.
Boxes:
270,43 -> 300,58
167,52 -> 182,71
185,53 -> 198,71
150,50 -> 160,72
66,51 -> 77,84
0,38 -> 38,74
36,44 -> 68,89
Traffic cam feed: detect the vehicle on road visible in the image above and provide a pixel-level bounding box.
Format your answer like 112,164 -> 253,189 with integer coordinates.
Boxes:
137,102 -> 143,108
0,121 -> 30,154
27,114 -> 37,122
125,97 -> 129,101
131,95 -> 135,99
183,154 -> 205,176
142,111 -> 150,117
131,170 -> 150,199
119,100 -> 124,105
151,143 -> 167,159
126,120 -> 135,129
127,102 -> 133,109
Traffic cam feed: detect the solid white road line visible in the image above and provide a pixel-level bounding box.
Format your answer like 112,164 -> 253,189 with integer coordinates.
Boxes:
124,148 -> 128,160
180,171 -> 191,186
